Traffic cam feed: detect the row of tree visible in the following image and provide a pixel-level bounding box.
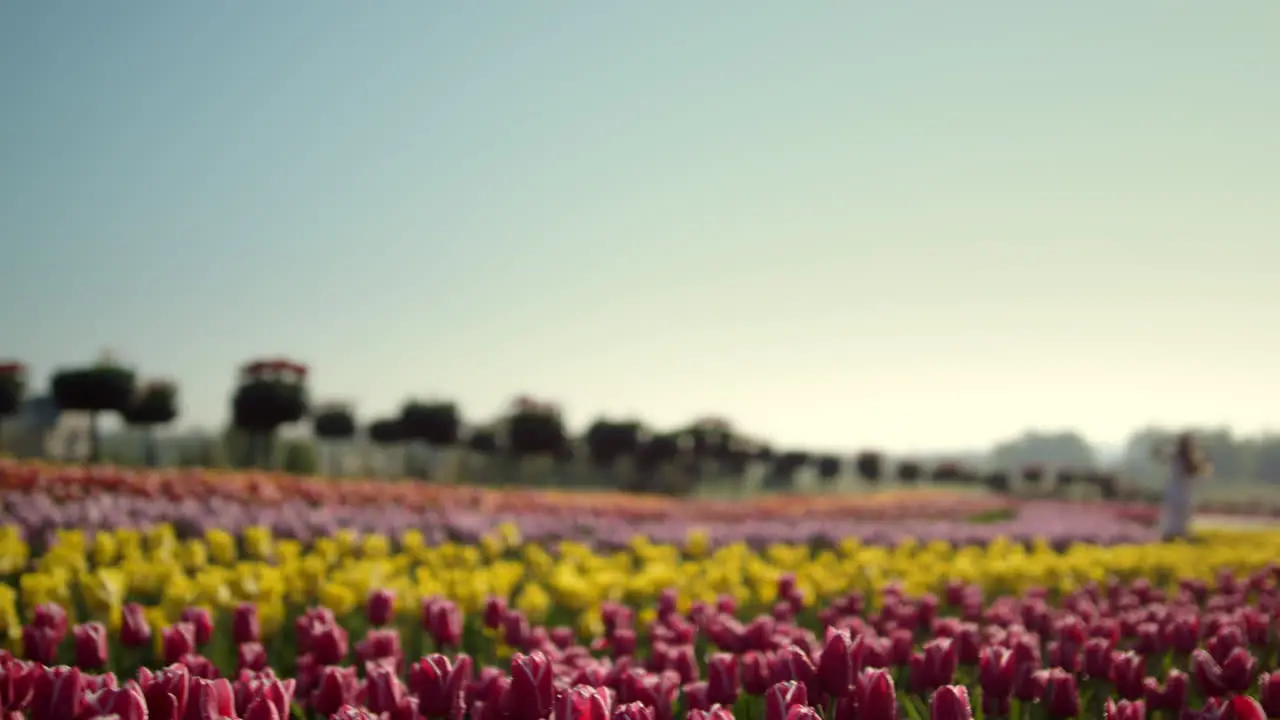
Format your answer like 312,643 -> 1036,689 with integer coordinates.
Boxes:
3,356 -> 1277,497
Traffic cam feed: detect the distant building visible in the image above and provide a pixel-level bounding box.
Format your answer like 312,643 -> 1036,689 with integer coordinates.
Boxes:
0,396 -> 92,460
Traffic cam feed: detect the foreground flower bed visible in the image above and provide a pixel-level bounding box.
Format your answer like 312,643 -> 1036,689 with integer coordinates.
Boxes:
2,525 -> 1280,718
0,461 -> 1162,548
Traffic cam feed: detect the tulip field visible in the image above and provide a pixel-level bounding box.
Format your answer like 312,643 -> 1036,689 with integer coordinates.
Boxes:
1,461 -> 1280,719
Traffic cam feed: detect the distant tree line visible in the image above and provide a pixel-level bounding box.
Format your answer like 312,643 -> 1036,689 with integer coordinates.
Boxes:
2,355 -> 1278,499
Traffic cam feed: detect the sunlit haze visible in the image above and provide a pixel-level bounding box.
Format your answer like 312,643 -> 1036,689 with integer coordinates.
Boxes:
2,2 -> 1277,453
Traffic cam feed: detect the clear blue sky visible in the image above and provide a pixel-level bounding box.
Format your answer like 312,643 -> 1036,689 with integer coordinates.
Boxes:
2,2 -> 1277,453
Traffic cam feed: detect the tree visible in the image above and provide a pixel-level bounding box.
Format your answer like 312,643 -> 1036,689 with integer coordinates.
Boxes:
467,427 -> 498,454
815,455 -> 841,484
121,379 -> 179,466
0,361 -> 26,450
368,417 -> 405,478
985,470 -> 1011,494
231,358 -> 308,468
584,419 -> 643,475
897,460 -> 922,484
312,402 -> 357,475
764,451 -> 809,491
990,431 -> 1097,473
400,401 -> 461,447
855,451 -> 884,484
505,398 -> 566,459
631,433 -> 681,493
931,461 -> 964,484
51,353 -> 137,463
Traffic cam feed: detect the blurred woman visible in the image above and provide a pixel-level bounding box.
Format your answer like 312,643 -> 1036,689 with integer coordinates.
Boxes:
1152,431 -> 1213,541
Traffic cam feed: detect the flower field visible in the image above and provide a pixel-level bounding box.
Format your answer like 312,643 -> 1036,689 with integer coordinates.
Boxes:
1,461 -> 1279,719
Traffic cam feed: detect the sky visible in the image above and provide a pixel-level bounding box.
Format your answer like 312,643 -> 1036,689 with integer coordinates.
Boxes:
1,2 -> 1277,454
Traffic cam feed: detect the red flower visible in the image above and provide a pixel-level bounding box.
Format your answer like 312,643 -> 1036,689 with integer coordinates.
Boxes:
120,604 -> 152,648
22,625 -> 60,665
1193,649 -> 1229,698
310,665 -> 360,718
930,685 -> 973,720
73,622 -> 110,670
310,622 -> 349,665
233,603 -> 261,645
180,607 -> 214,647
162,623 -> 197,665
188,677 -> 235,720
425,598 -> 464,648
368,589 -> 396,627
1259,672 -> 1280,719
365,662 -> 408,715
30,666 -> 84,720
1104,699 -> 1146,720
83,683 -> 147,720
764,681 -> 808,720
409,653 -> 473,720
910,638 -> 958,692
237,643 -> 268,673
1221,648 -> 1258,694
554,684 -> 614,720
509,652 -> 555,720
856,669 -> 897,720
706,653 -> 740,706
977,646 -> 1015,700
816,629 -> 862,698
1110,651 -> 1146,701
137,663 -> 190,720
613,701 -> 656,720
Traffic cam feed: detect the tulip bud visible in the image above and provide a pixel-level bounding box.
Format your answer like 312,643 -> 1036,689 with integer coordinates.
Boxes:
409,653 -> 473,720
1191,649 -> 1228,698
554,684 -> 615,720
311,622 -> 350,665
612,701 -> 655,720
483,596 -> 508,630
310,665 -> 361,718
1221,647 -> 1258,694
188,677 -> 235,720
1039,669 -> 1079,719
764,681 -> 808,720
1110,651 -> 1145,701
179,607 -> 214,647
32,603 -> 68,641
427,600 -> 465,648
816,630 -> 860,698
909,638 -> 958,692
83,684 -> 148,720
22,623 -> 60,667
161,623 -> 197,665
977,646 -> 1015,700
707,653 -> 740,706
237,642 -> 268,673
233,603 -> 261,645
509,652 -> 555,720
137,663 -> 191,720
243,697 -> 283,720
786,706 -> 821,720
73,622 -> 110,670
930,685 -> 973,720
1104,699 -> 1146,720
856,669 -> 897,720
367,589 -> 397,627
1222,696 -> 1267,720
1259,672 -> 1280,719
120,603 -> 152,648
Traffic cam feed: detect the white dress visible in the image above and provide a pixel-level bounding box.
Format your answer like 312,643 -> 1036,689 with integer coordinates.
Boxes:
1160,465 -> 1194,538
